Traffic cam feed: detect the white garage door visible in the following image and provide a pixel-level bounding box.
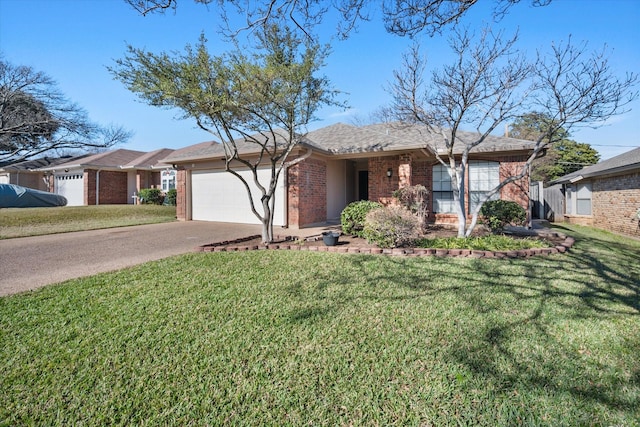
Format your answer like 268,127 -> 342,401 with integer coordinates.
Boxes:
55,172 -> 84,206
191,168 -> 285,225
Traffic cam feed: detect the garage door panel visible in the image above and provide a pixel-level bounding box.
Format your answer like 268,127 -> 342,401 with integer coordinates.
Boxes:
191,169 -> 285,225
55,173 -> 84,206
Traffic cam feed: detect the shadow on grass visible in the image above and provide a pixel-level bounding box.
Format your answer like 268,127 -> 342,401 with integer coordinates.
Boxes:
284,225 -> 640,417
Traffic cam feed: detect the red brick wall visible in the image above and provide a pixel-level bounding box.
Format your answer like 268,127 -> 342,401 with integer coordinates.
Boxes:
85,169 -> 128,205
368,156 -> 400,205
176,169 -> 187,221
288,158 -> 327,227
137,170 -> 162,189
367,155 -> 529,224
592,171 -> 640,237
498,156 -> 530,210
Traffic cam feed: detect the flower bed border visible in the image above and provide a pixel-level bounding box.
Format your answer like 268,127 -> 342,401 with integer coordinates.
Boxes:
196,232 -> 575,259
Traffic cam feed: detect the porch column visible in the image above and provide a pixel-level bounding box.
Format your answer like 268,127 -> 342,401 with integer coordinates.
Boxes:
399,154 -> 412,188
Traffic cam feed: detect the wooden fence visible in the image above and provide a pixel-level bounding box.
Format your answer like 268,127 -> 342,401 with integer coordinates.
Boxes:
530,181 -> 564,222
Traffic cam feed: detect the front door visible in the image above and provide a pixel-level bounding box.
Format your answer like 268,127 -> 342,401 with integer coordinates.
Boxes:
358,170 -> 369,201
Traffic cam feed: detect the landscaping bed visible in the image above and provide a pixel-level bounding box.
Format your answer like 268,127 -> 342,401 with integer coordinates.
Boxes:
198,224 -> 574,258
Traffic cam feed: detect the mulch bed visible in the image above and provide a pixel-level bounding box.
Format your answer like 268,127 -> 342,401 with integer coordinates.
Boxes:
197,225 -> 574,259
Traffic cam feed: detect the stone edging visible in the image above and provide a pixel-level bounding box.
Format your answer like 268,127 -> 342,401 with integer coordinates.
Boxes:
196,233 -> 575,259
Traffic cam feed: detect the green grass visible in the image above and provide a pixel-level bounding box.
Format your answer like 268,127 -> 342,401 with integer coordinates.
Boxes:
1,224 -> 638,425
0,205 -> 176,239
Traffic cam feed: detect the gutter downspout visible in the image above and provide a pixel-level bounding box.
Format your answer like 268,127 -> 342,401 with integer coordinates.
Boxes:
96,169 -> 102,205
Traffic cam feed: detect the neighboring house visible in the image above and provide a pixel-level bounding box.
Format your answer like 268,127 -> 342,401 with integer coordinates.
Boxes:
0,155 -> 88,192
549,146 -> 640,236
38,148 -> 175,206
164,122 -> 536,229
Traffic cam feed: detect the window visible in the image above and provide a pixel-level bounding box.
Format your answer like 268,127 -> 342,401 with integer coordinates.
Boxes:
468,161 -> 500,213
575,183 -> 592,215
433,161 -> 500,214
161,170 -> 176,191
565,183 -> 592,215
432,164 -> 455,213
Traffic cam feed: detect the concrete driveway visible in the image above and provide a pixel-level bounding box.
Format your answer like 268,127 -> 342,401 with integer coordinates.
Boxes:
0,221 -> 266,297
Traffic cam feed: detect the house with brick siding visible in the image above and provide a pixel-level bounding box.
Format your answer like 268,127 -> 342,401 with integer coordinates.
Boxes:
550,146 -> 640,237
37,148 -> 175,206
165,122 -> 536,229
0,155 -> 88,191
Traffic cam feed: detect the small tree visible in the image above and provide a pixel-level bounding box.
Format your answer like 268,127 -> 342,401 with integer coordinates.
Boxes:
387,27 -> 636,237
110,25 -> 343,243
510,112 -> 600,182
0,59 -> 131,163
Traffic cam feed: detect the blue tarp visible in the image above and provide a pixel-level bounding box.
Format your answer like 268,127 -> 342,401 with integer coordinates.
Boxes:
0,184 -> 67,208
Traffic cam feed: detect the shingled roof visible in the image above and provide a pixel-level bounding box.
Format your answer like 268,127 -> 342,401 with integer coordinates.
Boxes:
38,149 -> 147,171
121,148 -> 175,170
164,122 -> 536,163
0,155 -> 89,171
550,146 -> 640,184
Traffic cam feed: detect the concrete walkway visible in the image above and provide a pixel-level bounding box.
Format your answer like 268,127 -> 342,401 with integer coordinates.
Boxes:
0,221 -> 332,297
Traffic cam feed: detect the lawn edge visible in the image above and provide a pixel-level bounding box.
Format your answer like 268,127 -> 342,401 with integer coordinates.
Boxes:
196,233 -> 575,259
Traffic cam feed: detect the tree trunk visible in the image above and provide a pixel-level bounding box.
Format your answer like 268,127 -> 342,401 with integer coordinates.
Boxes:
261,196 -> 273,244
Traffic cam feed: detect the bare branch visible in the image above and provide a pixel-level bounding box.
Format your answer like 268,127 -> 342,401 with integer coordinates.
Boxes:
1,59 -> 131,163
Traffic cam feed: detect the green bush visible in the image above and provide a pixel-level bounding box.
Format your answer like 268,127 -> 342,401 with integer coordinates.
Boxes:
164,189 -> 177,206
393,185 -> 429,228
340,200 -> 383,237
480,200 -> 527,232
139,188 -> 164,205
362,205 -> 421,248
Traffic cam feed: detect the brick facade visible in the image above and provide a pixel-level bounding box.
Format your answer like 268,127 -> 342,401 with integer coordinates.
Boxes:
137,170 -> 161,190
176,153 -> 532,229
366,154 -> 529,225
592,172 -> 640,236
84,169 -> 128,205
287,158 -> 327,227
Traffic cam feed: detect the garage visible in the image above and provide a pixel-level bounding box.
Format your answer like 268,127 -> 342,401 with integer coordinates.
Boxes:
54,172 -> 84,206
191,168 -> 286,225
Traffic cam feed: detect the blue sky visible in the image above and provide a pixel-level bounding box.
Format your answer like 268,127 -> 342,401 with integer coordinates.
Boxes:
1,0 -> 638,160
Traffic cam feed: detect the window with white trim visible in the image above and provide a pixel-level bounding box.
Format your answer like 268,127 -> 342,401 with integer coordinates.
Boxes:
565,182 -> 592,215
575,183 -> 592,215
468,160 -> 500,213
161,170 -> 176,191
432,164 -> 455,213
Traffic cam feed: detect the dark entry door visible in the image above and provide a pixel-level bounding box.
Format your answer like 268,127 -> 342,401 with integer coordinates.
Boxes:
358,170 -> 369,200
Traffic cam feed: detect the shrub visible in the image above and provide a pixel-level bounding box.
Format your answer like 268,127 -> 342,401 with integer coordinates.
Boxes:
139,188 -> 164,205
164,189 -> 177,206
362,205 -> 421,248
393,185 -> 429,228
480,200 -> 527,232
340,200 -> 383,237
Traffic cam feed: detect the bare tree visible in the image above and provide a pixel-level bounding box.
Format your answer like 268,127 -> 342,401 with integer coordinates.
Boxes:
0,59 -> 131,163
387,28 -> 637,237
110,26 -> 344,243
124,0 -> 550,38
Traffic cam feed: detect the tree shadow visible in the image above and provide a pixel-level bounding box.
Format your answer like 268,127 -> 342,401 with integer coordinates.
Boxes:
281,227 -> 639,417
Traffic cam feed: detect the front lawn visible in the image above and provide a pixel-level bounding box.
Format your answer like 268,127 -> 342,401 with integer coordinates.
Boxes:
1,225 -> 638,425
0,205 -> 176,239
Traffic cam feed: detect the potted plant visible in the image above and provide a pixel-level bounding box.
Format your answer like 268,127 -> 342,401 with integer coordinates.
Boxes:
322,231 -> 340,246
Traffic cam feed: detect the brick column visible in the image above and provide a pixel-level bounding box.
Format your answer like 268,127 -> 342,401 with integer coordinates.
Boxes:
176,169 -> 187,221
399,154 -> 412,188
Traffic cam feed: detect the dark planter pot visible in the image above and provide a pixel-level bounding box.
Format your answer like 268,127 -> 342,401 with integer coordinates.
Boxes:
322,231 -> 340,246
